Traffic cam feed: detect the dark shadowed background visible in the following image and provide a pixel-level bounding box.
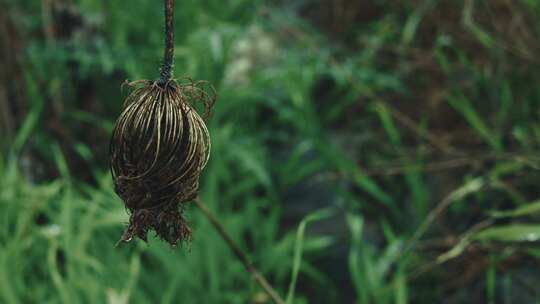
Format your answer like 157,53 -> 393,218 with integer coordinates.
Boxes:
1,0 -> 540,303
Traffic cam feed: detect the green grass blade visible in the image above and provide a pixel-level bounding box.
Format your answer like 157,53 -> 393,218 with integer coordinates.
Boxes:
475,225 -> 540,242
285,208 -> 336,304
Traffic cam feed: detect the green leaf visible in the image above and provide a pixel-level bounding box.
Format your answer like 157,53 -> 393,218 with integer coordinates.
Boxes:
373,102 -> 401,147
489,199 -> 540,218
286,208 -> 336,304
447,94 -> 501,151
475,225 -> 540,242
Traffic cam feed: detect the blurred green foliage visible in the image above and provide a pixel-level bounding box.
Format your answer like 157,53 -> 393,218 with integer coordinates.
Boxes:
2,0 -> 540,303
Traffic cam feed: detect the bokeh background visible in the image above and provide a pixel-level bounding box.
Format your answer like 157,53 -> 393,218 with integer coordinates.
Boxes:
2,0 -> 540,303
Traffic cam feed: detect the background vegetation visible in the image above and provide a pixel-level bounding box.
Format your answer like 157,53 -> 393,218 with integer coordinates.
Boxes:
1,0 -> 540,303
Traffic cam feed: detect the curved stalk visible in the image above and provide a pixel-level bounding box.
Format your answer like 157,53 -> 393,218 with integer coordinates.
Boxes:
195,198 -> 285,304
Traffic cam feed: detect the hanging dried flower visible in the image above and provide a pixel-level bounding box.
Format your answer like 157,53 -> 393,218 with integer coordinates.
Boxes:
107,3 -> 284,303
110,0 -> 216,246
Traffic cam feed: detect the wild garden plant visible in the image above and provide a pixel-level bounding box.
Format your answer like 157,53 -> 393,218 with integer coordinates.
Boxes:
109,1 -> 284,302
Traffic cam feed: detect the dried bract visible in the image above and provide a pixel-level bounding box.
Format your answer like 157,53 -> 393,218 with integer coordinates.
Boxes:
110,79 -> 215,246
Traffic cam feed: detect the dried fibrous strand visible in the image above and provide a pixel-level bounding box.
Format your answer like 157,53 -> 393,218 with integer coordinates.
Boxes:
110,79 -> 215,246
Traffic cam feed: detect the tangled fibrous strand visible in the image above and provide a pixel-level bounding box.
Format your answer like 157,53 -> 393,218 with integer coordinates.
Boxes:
110,78 -> 216,246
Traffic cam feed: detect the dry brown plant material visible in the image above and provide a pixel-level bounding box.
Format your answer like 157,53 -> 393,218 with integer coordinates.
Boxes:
111,79 -> 215,246
109,0 -> 215,246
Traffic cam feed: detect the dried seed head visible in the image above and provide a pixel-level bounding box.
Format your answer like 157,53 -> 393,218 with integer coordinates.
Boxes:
110,78 -> 216,246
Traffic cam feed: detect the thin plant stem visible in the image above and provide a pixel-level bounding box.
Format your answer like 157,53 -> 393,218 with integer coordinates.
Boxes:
159,0 -> 174,85
194,198 -> 286,304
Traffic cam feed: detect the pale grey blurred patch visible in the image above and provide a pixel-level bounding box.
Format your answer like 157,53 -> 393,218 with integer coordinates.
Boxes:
224,26 -> 279,86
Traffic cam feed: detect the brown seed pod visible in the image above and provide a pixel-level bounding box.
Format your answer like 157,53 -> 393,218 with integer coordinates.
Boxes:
110,78 -> 216,246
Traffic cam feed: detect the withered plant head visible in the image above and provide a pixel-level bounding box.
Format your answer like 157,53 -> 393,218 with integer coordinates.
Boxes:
110,78 -> 215,246
109,0 -> 217,246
